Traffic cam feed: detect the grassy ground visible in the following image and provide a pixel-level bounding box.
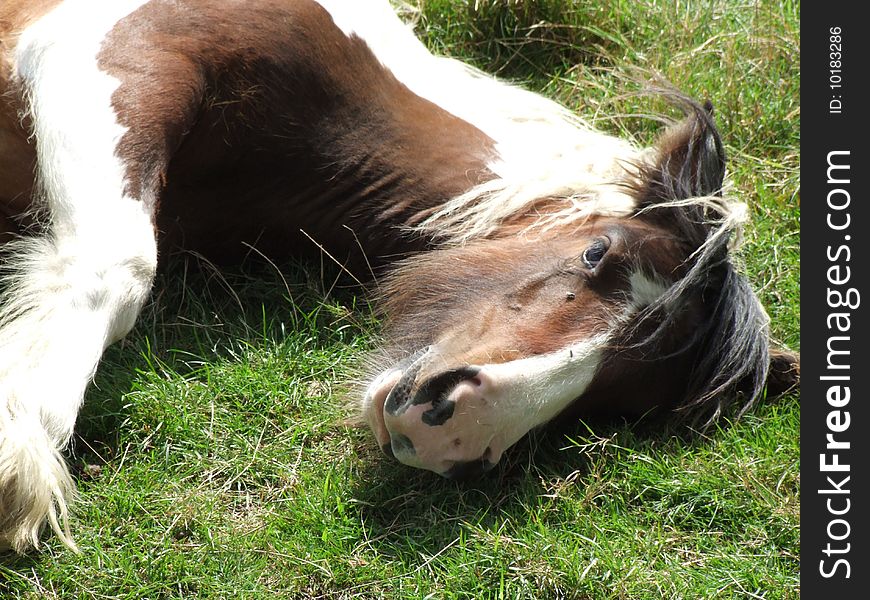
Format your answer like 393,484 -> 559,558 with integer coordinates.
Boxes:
1,1 -> 799,598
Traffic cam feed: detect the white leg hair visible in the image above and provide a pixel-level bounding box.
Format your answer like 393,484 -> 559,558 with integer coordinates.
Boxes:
1,0 -> 154,553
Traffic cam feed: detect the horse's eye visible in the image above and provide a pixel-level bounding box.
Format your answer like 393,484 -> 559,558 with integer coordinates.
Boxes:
582,239 -> 609,269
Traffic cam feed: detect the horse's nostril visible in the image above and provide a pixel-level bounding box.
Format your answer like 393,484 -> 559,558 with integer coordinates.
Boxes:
384,362 -> 426,417
414,367 -> 482,407
389,433 -> 416,458
382,346 -> 433,417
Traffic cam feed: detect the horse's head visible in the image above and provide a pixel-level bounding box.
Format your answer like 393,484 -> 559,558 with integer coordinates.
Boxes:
360,97 -> 799,478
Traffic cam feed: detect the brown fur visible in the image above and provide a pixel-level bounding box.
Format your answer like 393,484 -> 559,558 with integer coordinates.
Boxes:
0,0 -> 52,234
373,214 -> 701,411
0,1 -> 57,231
0,0 -> 496,271
100,0 -> 495,267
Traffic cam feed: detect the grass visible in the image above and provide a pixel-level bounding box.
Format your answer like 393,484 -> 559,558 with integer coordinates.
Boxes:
1,1 -> 799,598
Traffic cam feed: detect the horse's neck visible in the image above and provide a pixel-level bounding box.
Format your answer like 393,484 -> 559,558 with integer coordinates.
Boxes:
318,91 -> 497,237
159,72 -> 497,268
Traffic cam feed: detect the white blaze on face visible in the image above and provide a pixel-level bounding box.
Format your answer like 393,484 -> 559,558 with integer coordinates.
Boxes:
452,271 -> 669,458
363,337 -> 609,473
465,333 -> 610,464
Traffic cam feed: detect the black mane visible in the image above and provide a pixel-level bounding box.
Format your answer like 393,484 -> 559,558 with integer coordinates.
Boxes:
626,94 -> 771,426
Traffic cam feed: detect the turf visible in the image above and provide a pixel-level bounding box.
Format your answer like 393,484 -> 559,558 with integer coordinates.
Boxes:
1,1 -> 800,598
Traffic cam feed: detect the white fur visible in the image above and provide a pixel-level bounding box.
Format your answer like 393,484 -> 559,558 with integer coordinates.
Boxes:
475,334 -> 609,461
371,266 -> 673,474
628,270 -> 669,310
460,271 -> 667,463
482,272 -> 668,451
373,335 -> 608,473
314,0 -> 643,244
1,0 -> 154,553
316,1 -> 752,251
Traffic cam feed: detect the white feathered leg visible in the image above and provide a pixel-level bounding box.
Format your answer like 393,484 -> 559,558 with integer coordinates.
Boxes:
0,0 -> 155,552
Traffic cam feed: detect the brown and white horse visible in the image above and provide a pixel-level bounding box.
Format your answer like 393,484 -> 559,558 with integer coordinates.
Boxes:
0,0 -> 797,553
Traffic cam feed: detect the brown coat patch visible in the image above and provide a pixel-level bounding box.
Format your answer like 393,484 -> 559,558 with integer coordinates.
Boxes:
94,0 -> 495,266
0,1 -> 59,226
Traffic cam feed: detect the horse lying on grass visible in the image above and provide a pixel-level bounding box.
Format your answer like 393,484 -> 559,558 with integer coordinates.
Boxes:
0,0 -> 798,553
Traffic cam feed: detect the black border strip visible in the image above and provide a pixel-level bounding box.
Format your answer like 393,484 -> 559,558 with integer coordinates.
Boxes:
802,6 -> 869,596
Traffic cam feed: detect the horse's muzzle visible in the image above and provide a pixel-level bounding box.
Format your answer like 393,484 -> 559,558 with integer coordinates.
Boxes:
384,365 -> 482,424
365,347 -> 502,476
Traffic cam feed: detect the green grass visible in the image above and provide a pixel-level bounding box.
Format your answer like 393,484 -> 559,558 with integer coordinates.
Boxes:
1,1 -> 799,598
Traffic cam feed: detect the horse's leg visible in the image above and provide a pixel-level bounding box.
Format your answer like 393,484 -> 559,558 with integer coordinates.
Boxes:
0,2 -> 164,553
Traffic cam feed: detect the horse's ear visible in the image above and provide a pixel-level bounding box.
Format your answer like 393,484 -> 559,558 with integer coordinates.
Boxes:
765,348 -> 800,399
639,98 -> 727,205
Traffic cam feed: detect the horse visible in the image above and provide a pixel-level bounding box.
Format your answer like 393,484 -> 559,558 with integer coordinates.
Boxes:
0,0 -> 798,553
